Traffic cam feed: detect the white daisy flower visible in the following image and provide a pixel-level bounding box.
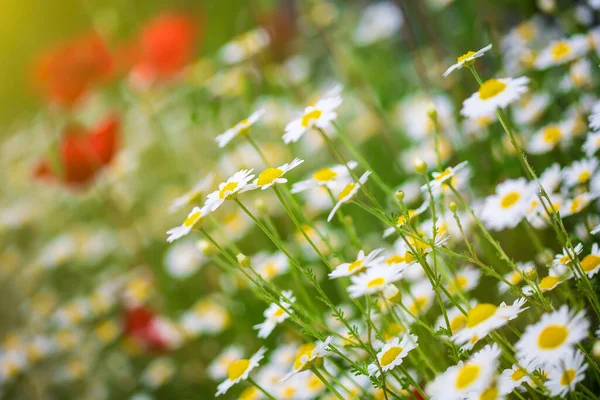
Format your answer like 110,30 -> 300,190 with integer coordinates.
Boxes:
216,109 -> 264,148
169,173 -> 215,213
164,240 -> 206,279
497,262 -> 533,293
498,360 -> 537,395
480,178 -> 534,231
283,96 -> 342,144
582,131 -> 600,156
562,158 -> 598,188
427,344 -> 501,400
367,334 -> 418,376
404,279 -> 435,316
534,35 -> 590,70
253,291 -> 296,339
513,92 -> 550,125
452,298 -> 528,348
528,121 -> 573,154
552,243 -> 584,271
353,1 -> 403,46
435,304 -> 472,337
279,337 -> 333,383
561,193 -> 595,217
443,44 -> 492,77
166,206 -> 209,243
328,248 -> 385,279
208,345 -> 244,380
216,347 -> 267,396
515,306 -> 589,367
545,349 -> 588,397
539,163 -> 562,193
243,158 -> 304,191
327,171 -> 372,222
205,169 -> 255,212
382,202 -> 429,238
347,265 -> 404,298
580,243 -> 600,278
254,251 -> 289,280
291,161 -> 359,193
461,77 -> 529,119
422,161 -> 469,192
447,265 -> 481,295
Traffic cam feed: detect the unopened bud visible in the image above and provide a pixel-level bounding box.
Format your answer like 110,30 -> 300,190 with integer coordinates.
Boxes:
255,199 -> 267,214
237,253 -> 251,268
524,267 -> 537,279
414,158 -> 427,174
593,340 -> 600,360
395,190 -> 405,202
427,103 -> 438,121
449,201 -> 458,213
197,240 -> 213,256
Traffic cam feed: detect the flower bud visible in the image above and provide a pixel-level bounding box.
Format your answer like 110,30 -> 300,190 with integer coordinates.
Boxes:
414,158 -> 427,174
427,103 -> 438,121
237,253 -> 251,268
395,190 -> 405,202
524,266 -> 537,280
197,240 -> 213,256
448,201 -> 458,213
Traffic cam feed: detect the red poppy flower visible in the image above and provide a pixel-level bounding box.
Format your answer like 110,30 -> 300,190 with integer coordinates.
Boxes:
129,12 -> 200,86
33,32 -> 113,107
122,305 -> 169,351
34,114 -> 120,187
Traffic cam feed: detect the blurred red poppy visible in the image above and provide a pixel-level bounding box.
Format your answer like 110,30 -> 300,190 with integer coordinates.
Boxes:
122,305 -> 169,351
34,32 -> 113,107
34,114 -> 120,187
129,12 -> 200,86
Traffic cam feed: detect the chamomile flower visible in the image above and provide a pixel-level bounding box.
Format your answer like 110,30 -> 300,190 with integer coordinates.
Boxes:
514,92 -> 550,125
383,202 -> 429,238
480,178 -> 534,230
347,265 -> 404,298
208,345 -> 244,380
447,266 -> 481,295
443,44 -> 492,77
205,169 -> 255,212
515,306 -> 589,366
254,251 -> 289,280
423,161 -> 468,192
329,248 -> 385,278
553,243 -> 583,271
583,131 -> 600,156
327,171 -> 372,222
461,77 -> 529,119
452,298 -> 528,348
216,347 -> 267,396
404,279 -> 435,316
215,109 -> 264,148
497,262 -> 532,293
580,243 -> 600,277
562,158 -> 598,188
283,96 -> 342,144
353,1 -> 403,46
535,35 -> 590,70
279,337 -> 333,383
166,206 -> 208,243
561,193 -> 594,217
498,360 -> 537,395
164,240 -> 206,278
367,334 -> 418,376
254,291 -> 296,339
244,158 -> 303,191
169,173 -> 215,213
540,163 -> 562,193
528,121 -> 572,154
546,349 -> 588,397
291,161 -> 358,193
427,344 -> 501,400
435,304 -> 471,337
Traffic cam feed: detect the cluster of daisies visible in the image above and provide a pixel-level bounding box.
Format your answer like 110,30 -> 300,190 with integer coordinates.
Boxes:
4,1 -> 600,399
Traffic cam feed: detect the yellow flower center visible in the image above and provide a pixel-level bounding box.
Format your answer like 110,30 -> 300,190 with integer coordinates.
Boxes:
551,41 -> 571,61
456,364 -> 480,389
294,343 -> 316,370
510,271 -> 523,285
457,50 -> 476,63
301,109 -> 322,127
257,168 -> 284,186
466,303 -> 498,328
219,182 -> 238,199
516,22 -> 535,41
511,368 -> 527,381
450,314 -> 467,333
228,359 -> 250,381
263,262 -> 278,278
577,171 -> 591,183
273,307 -> 285,318
367,277 -> 386,288
380,346 -> 403,367
477,116 -> 492,127
542,126 -> 562,144
537,325 -> 568,349
348,259 -> 365,273
560,369 -> 576,386
478,79 -> 507,100
283,387 -> 296,398
435,168 -> 453,181
308,375 -> 323,389
338,183 -> 356,201
183,210 -> 203,227
409,296 -> 428,314
581,255 -> 600,272
240,387 -> 259,400
479,387 -> 499,400
500,192 -> 521,209
570,198 -> 582,213
539,276 -> 560,291
385,254 -> 405,265
452,276 -> 468,292
313,168 -> 337,181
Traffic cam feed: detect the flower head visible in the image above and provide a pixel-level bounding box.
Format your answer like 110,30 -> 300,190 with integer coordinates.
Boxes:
443,44 -> 492,77
283,96 -> 342,144
216,109 -> 264,148
205,169 -> 255,212
327,171 -> 372,222
216,347 -> 267,396
461,77 -> 529,119
166,206 -> 209,243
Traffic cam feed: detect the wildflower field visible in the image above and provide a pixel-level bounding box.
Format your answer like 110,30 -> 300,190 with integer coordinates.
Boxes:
4,0 -> 600,399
